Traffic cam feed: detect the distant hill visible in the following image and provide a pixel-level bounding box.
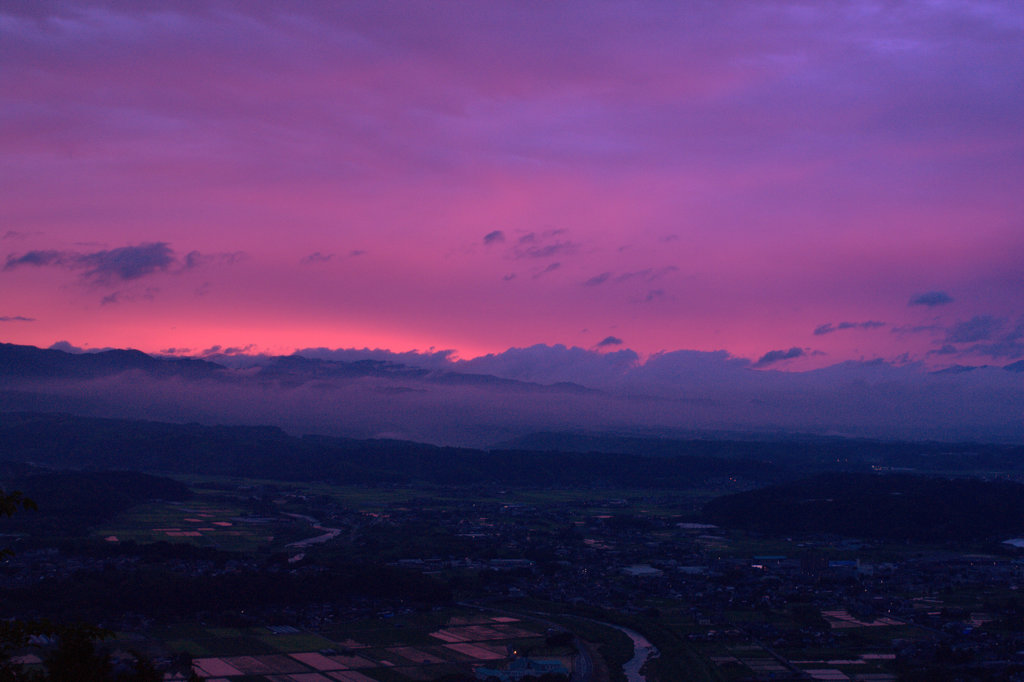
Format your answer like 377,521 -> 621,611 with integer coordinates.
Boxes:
0,412 -> 787,488
0,342 -> 226,380
703,472 -> 1024,542
255,353 -> 595,393
0,342 -> 594,396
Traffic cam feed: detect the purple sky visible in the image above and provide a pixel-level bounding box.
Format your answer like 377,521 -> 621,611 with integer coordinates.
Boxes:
2,0 -> 1022,370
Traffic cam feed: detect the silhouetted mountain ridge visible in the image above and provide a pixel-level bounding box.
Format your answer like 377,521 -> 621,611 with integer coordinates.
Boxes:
0,342 -> 226,380
0,342 -> 595,395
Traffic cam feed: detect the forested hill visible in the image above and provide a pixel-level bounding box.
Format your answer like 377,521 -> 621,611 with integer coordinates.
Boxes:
0,412 -> 786,488
702,472 -> 1024,541
0,467 -> 191,535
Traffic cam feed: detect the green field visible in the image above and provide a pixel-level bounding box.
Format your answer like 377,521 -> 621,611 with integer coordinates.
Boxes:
92,498 -> 272,552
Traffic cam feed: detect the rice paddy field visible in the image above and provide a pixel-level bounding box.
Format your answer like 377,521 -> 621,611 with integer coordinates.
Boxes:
701,642 -> 898,682
124,611 -> 572,682
92,499 -> 274,553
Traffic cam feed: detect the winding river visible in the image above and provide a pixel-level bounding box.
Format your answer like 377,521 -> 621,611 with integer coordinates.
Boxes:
283,513 -> 342,547
610,624 -> 659,682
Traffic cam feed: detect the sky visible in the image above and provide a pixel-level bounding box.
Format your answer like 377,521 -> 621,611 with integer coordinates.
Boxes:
2,0 -> 1023,371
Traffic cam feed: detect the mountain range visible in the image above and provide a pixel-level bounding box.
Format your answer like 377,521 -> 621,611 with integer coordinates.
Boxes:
1,341 -> 1022,445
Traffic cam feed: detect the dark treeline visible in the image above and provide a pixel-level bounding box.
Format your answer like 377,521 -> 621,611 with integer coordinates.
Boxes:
0,468 -> 190,535
702,472 -> 1024,542
504,431 -> 1024,474
0,413 -> 787,487
0,562 -> 451,623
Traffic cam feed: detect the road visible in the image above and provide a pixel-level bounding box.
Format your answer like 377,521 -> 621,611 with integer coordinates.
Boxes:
571,636 -> 594,682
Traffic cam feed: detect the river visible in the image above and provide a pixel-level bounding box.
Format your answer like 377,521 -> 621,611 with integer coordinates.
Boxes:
283,513 -> 342,547
612,624 -> 659,682
455,602 -> 659,682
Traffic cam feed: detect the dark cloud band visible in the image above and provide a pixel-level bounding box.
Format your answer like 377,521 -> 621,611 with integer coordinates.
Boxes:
4,243 -> 240,285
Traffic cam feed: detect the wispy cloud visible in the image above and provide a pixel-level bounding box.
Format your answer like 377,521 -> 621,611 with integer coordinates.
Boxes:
596,335 -> 623,347
891,323 -> 944,335
300,251 -> 334,265
945,315 -> 1004,343
513,230 -> 578,259
814,320 -> 886,335
909,291 -> 954,307
200,343 -> 257,357
184,250 -> 246,270
583,272 -> 611,286
584,267 -> 677,287
532,262 -> 561,278
4,250 -> 65,269
2,230 -> 40,240
615,267 -> 677,283
100,287 -> 159,306
517,241 -> 577,260
0,315 -> 35,322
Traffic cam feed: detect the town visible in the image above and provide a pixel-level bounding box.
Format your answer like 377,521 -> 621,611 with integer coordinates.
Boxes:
3,470 -> 1023,681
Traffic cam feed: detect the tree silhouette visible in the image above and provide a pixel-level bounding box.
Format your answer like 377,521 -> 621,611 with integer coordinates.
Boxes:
0,490 -> 35,560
